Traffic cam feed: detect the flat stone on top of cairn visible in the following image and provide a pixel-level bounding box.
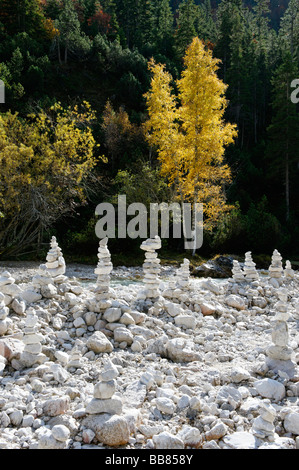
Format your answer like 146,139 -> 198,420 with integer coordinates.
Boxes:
243,251 -> 259,282
139,235 -> 162,300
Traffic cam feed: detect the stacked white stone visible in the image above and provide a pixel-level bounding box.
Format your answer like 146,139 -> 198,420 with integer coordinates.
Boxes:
232,260 -> 245,283
243,251 -> 259,281
85,358 -> 122,415
176,259 -> 190,290
284,260 -> 295,279
269,249 -> 283,280
0,292 -> 10,336
67,344 -> 83,370
20,308 -> 46,368
37,236 -> 66,284
0,271 -> 21,305
140,236 -> 161,300
252,400 -> 276,441
94,237 -> 114,310
265,288 -> 296,376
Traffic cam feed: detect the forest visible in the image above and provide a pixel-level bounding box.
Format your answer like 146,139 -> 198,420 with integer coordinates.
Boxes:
0,0 -> 298,266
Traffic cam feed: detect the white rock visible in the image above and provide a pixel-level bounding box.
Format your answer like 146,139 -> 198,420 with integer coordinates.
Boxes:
284,412 -> 299,435
155,397 -> 176,415
222,431 -> 259,449
153,431 -> 184,449
254,378 -> 286,401
86,331 -> 113,353
51,424 -> 70,442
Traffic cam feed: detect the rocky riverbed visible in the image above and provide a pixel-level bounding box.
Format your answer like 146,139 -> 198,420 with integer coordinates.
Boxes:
0,247 -> 299,451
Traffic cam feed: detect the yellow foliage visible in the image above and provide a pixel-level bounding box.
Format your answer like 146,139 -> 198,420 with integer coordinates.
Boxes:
144,37 -> 238,230
0,102 -> 100,223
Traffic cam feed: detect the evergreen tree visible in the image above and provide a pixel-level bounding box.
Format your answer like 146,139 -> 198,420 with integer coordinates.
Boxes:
0,0 -> 49,38
55,0 -> 92,63
151,0 -> 174,54
174,0 -> 200,59
265,53 -> 299,223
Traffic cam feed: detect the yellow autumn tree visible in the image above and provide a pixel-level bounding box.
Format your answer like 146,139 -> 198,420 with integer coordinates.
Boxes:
0,102 -> 101,256
144,37 -> 238,232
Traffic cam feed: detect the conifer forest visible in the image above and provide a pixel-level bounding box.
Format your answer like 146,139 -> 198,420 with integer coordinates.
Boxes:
0,0 -> 298,266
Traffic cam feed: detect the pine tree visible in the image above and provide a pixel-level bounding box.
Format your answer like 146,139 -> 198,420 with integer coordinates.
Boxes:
0,0 -> 49,38
265,53 -> 299,222
174,0 -> 200,59
55,0 -> 91,64
151,0 -> 174,53
278,0 -> 299,61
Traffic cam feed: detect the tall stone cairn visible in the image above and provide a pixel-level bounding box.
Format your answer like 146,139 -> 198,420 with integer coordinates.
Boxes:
265,288 -> 297,377
94,237 -> 114,311
268,249 -> 283,280
232,260 -> 245,283
243,251 -> 259,282
140,236 -> 162,300
176,258 -> 191,290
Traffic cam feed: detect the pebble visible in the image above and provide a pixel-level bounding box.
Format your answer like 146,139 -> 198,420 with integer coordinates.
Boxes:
0,251 -> 298,451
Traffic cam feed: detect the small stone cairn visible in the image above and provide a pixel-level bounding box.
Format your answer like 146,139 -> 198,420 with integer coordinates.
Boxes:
268,249 -> 283,286
265,288 -> 297,377
284,260 -> 295,280
176,258 -> 191,291
34,237 -> 67,292
0,271 -> 21,306
243,251 -> 259,282
252,399 -> 276,441
94,237 -> 115,311
231,260 -> 245,283
85,358 -> 122,415
20,308 -> 46,368
0,292 -> 10,336
139,236 -> 162,300
44,236 -> 66,280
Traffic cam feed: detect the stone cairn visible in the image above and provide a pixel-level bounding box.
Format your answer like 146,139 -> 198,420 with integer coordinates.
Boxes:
265,288 -> 297,377
139,236 -> 162,300
268,249 -> 283,285
0,271 -> 21,306
20,308 -> 46,368
93,237 -> 115,312
34,237 -> 67,293
0,292 -> 10,337
85,358 -> 122,415
44,236 -> 66,280
284,260 -> 295,280
176,258 -> 191,291
243,251 -> 259,282
252,399 -> 276,441
231,260 -> 245,283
